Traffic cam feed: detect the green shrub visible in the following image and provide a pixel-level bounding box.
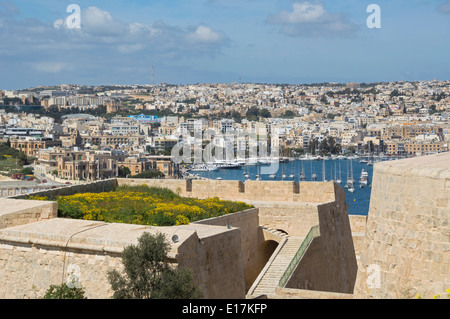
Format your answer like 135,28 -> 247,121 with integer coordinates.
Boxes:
42,283 -> 87,299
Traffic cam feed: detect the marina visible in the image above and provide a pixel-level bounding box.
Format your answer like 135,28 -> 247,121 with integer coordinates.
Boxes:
182,155 -> 393,216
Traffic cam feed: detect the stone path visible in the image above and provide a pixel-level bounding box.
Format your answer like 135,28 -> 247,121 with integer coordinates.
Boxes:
250,236 -> 305,296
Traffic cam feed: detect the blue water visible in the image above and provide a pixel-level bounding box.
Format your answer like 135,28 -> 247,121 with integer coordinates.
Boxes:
190,159 -> 374,216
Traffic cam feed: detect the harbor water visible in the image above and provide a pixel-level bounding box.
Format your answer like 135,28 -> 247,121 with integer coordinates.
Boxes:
189,158 -> 374,216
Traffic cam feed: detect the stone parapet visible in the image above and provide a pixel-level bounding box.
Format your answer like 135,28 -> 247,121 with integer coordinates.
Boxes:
0,199 -> 57,229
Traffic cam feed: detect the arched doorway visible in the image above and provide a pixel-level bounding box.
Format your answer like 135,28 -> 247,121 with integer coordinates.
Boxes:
259,240 -> 279,263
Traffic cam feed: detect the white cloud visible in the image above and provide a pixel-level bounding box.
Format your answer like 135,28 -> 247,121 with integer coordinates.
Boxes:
266,1 -> 358,38
81,6 -> 127,36
49,6 -> 229,56
0,4 -> 230,86
268,2 -> 326,24
185,26 -> 226,44
438,1 -> 450,14
31,62 -> 69,74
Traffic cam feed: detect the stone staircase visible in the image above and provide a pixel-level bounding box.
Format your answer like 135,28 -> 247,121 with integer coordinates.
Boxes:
249,236 -> 305,297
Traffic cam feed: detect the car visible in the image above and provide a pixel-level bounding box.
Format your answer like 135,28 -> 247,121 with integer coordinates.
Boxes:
42,179 -> 47,183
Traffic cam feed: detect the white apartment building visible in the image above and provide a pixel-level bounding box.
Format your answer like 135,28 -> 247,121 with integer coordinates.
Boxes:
111,123 -> 140,135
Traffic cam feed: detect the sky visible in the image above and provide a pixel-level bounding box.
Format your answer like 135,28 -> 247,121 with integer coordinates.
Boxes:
0,0 -> 449,90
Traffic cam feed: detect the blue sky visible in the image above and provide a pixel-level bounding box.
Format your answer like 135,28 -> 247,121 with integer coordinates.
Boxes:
0,0 -> 449,90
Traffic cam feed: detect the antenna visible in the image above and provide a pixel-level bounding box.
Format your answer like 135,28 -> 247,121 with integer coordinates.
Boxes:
152,65 -> 155,85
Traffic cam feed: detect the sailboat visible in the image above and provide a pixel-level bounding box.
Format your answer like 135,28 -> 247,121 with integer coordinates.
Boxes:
346,159 -> 355,192
289,159 -> 296,179
311,161 -> 317,180
336,162 -> 342,184
359,168 -> 369,188
350,159 -> 355,184
300,161 -> 306,180
281,161 -> 286,180
322,159 -> 327,182
243,163 -> 250,179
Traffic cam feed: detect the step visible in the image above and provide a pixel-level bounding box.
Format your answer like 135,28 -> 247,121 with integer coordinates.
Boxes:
251,236 -> 305,296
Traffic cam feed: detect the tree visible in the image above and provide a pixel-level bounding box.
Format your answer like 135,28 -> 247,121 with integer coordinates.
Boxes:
307,138 -> 318,155
42,283 -> 87,299
107,232 -> 202,299
132,170 -> 165,179
319,136 -> 342,155
118,166 -> 131,178
283,110 -> 295,118
246,106 -> 259,118
20,167 -> 34,175
259,109 -> 271,118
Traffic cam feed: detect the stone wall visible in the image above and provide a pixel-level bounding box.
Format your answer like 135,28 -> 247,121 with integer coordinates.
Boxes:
0,199 -> 57,229
353,153 -> 450,299
117,178 -> 188,196
0,177 -> 359,299
0,218 -> 247,299
193,208 -> 261,291
176,224 -> 246,299
286,236 -> 327,291
286,185 -> 357,294
252,202 -> 321,237
9,179 -> 118,200
116,178 -> 337,204
117,178 -> 342,239
348,215 -> 368,264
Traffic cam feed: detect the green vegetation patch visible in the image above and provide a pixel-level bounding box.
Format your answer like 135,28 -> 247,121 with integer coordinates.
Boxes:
30,185 -> 253,226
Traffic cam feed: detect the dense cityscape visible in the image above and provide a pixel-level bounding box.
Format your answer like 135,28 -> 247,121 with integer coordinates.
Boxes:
0,80 -> 448,184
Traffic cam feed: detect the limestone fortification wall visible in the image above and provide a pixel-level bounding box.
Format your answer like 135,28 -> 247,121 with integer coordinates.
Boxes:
0,178 -> 358,299
9,179 -> 118,200
193,208 -> 261,291
0,217 -> 247,299
0,199 -> 57,229
117,179 -> 342,237
353,152 -> 450,299
176,224 -> 246,299
348,215 -> 368,266
117,179 -> 337,204
118,178 -> 359,293
286,185 -> 357,294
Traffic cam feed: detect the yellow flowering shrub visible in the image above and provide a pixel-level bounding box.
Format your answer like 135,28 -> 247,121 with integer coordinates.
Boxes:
52,185 -> 253,226
29,196 -> 49,201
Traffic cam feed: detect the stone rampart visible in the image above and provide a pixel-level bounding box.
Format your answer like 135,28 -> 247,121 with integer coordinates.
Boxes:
8,179 -> 118,200
117,179 -> 341,237
353,152 -> 450,299
0,217 -> 247,299
117,179 -> 337,204
0,199 -> 57,229
0,178 -> 359,299
285,184 -> 357,294
193,208 -> 261,291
